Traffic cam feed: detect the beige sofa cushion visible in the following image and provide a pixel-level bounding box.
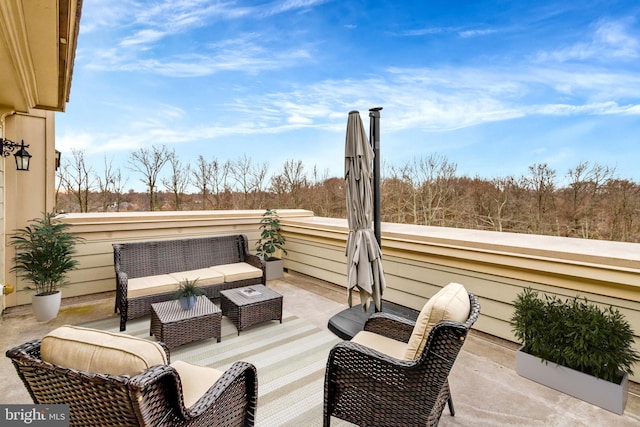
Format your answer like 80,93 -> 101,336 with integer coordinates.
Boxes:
351,330 -> 408,360
171,360 -> 224,408
211,262 -> 262,282
127,274 -> 181,298
404,282 -> 470,360
41,325 -> 167,376
169,268 -> 225,287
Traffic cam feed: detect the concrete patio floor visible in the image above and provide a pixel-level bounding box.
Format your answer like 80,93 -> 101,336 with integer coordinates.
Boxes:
1,272 -> 639,426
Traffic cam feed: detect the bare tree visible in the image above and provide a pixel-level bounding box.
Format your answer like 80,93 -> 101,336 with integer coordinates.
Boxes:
95,155 -> 118,212
192,155 -> 233,209
602,179 -> 640,242
270,159 -> 307,208
211,159 -> 232,209
162,150 -> 191,210
400,155 -> 457,226
59,149 -> 94,212
229,154 -> 252,208
308,166 -> 344,217
192,155 -> 215,209
128,145 -> 172,211
248,159 -> 269,209
111,168 -> 129,211
229,154 -> 269,209
382,163 -> 413,223
521,163 -> 557,234
561,162 -> 615,238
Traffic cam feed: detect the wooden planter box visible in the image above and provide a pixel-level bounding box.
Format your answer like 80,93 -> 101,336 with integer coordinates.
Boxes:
516,348 -> 629,415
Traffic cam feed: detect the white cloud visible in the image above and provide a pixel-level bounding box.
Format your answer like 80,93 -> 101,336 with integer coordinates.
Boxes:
535,19 -> 639,63
458,29 -> 497,38
120,29 -> 166,47
288,115 -> 313,125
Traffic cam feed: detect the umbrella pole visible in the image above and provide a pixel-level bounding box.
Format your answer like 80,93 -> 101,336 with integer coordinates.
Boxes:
369,107 -> 382,247
369,107 -> 383,313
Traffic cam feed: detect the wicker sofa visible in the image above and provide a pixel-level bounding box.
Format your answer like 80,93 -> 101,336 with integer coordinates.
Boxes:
6,325 -> 258,426
114,234 -> 265,331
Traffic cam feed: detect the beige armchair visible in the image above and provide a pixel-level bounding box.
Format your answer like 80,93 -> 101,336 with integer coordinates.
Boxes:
6,325 -> 257,426
324,283 -> 481,427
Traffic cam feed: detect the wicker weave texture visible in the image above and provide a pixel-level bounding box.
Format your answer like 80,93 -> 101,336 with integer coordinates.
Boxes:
6,339 -> 258,427
114,234 -> 266,331
324,292 -> 481,427
150,296 -> 222,349
220,285 -> 283,334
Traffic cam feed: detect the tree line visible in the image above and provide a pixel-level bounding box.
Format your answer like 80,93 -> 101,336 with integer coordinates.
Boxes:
56,145 -> 640,243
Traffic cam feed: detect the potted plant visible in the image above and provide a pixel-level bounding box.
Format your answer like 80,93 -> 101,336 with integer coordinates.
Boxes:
174,278 -> 205,310
10,212 -> 83,321
255,209 -> 287,280
511,288 -> 639,414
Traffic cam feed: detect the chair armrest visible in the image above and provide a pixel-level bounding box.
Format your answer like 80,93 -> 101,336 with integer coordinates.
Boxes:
142,361 -> 258,423
244,253 -> 264,271
187,361 -> 258,420
115,271 -> 128,292
363,313 -> 415,343
245,253 -> 266,284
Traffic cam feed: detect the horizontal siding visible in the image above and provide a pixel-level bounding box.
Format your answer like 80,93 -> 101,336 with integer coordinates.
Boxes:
9,210 -> 311,305
282,215 -> 640,383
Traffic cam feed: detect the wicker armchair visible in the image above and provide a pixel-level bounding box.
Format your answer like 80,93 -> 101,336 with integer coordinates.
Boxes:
324,290 -> 480,427
6,333 -> 258,427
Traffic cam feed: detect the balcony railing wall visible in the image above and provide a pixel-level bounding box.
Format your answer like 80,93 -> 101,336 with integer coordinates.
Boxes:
282,216 -> 640,383
5,209 -> 639,382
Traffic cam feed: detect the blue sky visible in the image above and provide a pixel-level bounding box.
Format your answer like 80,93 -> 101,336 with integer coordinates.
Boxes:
56,0 -> 640,191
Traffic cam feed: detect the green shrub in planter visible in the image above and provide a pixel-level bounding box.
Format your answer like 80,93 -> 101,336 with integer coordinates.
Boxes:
511,288 -> 639,384
10,212 -> 83,296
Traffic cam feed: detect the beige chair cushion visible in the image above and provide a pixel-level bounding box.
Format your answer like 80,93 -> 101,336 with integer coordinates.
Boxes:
351,330 -> 408,360
404,282 -> 470,360
127,274 -> 180,298
171,360 -> 224,408
41,325 -> 167,376
211,263 -> 263,282
169,268 -> 225,287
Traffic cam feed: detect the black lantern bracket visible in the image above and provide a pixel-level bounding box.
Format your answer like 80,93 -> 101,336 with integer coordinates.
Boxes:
1,138 -> 31,171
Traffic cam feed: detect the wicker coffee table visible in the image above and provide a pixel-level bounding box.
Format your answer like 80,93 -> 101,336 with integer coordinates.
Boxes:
220,285 -> 283,334
150,296 -> 222,349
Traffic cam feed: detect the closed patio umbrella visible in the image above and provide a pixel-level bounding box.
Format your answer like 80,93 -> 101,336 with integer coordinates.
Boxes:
345,110 -> 386,311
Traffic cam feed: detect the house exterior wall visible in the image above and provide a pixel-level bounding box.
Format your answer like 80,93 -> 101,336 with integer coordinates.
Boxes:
2,110 -> 57,308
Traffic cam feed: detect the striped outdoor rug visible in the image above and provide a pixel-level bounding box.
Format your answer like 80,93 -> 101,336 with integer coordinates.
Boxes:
81,312 -> 352,426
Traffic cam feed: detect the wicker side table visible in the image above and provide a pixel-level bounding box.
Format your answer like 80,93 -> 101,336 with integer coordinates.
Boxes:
220,285 -> 283,334
150,296 -> 222,349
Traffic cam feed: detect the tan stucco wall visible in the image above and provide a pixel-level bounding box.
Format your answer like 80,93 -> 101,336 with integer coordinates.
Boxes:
2,110 -> 57,308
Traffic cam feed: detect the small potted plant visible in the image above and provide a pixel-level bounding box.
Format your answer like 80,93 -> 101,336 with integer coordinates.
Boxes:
174,278 -> 205,310
255,209 -> 287,280
511,288 -> 639,414
10,212 -> 83,321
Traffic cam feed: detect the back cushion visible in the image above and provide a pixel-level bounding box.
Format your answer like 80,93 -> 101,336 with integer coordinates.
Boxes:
404,282 -> 470,360
41,325 -> 167,376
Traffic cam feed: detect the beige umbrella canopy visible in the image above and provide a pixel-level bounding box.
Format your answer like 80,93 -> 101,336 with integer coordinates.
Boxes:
344,111 -> 386,311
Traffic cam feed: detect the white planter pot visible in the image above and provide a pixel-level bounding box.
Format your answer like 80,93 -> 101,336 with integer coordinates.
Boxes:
516,347 -> 628,415
179,296 -> 197,310
264,258 -> 284,281
31,291 -> 62,322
